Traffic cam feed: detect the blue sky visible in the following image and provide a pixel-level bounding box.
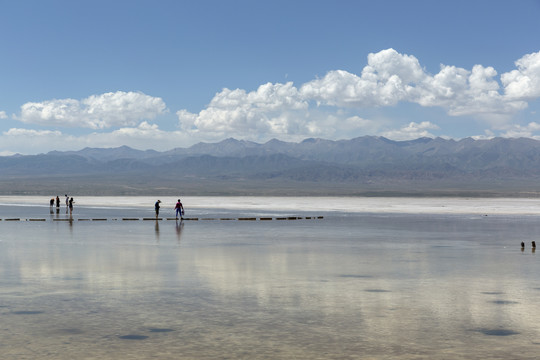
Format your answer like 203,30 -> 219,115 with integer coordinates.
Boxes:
1,0 -> 540,155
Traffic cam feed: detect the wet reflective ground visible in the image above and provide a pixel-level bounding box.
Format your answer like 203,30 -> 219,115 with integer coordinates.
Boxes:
1,207 -> 540,359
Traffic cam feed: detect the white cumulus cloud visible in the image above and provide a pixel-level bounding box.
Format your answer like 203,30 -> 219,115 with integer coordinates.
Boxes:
498,122 -> 540,139
7,49 -> 540,154
177,49 -> 540,142
380,121 -> 439,141
501,51 -> 540,99
1,128 -> 67,154
414,64 -> 527,121
178,82 -> 311,140
1,123 -> 194,154
19,91 -> 167,129
301,49 -> 423,107
4,128 -> 63,137
85,121 -> 190,148
303,48 -> 530,122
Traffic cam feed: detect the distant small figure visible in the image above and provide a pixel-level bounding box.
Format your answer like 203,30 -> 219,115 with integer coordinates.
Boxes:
532,241 -> 536,249
55,196 -> 60,208
49,198 -> 54,207
155,200 -> 161,218
68,197 -> 74,215
521,241 -> 525,248
175,199 -> 184,219
65,194 -> 69,213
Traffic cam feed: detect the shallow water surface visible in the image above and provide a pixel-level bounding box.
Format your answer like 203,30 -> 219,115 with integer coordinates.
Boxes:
0,199 -> 540,359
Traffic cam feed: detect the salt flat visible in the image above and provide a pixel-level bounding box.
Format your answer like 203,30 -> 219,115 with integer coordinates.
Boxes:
2,195 -> 540,216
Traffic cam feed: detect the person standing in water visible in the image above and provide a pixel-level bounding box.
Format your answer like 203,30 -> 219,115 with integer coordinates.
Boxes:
155,200 -> 161,218
174,199 -> 184,219
68,197 -> 74,215
65,194 -> 69,213
55,196 -> 60,213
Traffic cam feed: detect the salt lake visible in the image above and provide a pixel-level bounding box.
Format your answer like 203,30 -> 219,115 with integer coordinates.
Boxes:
0,196 -> 539,359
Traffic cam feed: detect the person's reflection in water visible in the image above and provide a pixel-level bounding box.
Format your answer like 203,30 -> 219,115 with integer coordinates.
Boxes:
176,219 -> 184,245
155,219 -> 160,243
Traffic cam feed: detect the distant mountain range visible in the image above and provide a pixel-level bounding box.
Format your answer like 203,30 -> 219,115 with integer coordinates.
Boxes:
3,136 -> 540,196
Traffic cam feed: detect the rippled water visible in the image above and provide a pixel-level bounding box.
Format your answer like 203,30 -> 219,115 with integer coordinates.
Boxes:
1,197 -> 540,359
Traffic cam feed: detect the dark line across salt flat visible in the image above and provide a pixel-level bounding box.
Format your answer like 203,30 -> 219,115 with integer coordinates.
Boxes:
0,216 -> 323,223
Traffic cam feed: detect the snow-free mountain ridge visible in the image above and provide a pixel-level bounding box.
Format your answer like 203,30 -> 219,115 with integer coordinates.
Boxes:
3,136 -> 540,196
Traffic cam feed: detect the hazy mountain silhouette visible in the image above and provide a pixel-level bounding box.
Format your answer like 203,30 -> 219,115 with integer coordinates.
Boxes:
3,136 -> 540,196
